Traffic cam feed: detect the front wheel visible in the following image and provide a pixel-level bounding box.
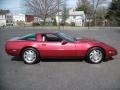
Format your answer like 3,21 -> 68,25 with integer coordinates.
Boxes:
22,48 -> 40,64
86,47 -> 105,64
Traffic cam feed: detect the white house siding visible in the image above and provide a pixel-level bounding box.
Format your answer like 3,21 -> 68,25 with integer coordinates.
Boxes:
6,14 -> 13,26
13,14 -> 25,26
13,14 -> 25,22
34,17 -> 43,22
56,9 -> 85,26
0,15 -> 6,26
0,14 -> 13,26
56,15 -> 62,25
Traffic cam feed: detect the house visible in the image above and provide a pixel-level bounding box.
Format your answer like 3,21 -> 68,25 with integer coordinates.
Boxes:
56,8 -> 85,26
13,14 -> 35,26
13,13 -> 54,26
34,17 -> 43,23
13,14 -> 25,26
13,14 -> 25,22
25,15 -> 34,22
0,13 -> 13,27
0,14 -> 6,27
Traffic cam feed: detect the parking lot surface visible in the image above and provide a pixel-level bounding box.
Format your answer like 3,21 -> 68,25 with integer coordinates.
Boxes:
0,27 -> 120,90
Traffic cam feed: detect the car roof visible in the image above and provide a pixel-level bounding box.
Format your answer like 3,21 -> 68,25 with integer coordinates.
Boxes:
36,31 -> 59,34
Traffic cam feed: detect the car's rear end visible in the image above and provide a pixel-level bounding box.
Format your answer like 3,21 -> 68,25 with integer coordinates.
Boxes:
5,38 -> 22,56
5,33 -> 42,56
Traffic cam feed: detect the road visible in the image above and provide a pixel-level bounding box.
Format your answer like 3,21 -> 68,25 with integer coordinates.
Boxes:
0,27 -> 120,90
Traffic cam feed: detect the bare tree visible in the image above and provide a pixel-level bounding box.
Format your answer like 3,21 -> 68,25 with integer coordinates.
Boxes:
76,0 -> 108,26
76,0 -> 92,14
25,0 -> 63,25
91,0 -> 107,26
61,0 -> 69,25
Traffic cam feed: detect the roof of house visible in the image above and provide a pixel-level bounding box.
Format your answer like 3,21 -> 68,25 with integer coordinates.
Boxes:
69,9 -> 84,16
56,8 -> 85,16
0,9 -> 10,15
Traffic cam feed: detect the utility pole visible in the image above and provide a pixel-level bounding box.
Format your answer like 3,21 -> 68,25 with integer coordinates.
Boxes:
58,0 -> 60,30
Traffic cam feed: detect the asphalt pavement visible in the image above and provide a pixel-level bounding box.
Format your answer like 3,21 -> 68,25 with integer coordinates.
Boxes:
0,27 -> 120,90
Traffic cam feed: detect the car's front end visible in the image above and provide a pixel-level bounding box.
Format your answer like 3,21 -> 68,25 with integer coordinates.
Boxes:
90,40 -> 117,59
103,44 -> 117,58
76,37 -> 117,59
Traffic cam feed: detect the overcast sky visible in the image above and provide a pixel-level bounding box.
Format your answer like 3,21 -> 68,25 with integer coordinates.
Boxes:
0,0 -> 112,14
67,0 -> 112,8
0,0 -> 25,14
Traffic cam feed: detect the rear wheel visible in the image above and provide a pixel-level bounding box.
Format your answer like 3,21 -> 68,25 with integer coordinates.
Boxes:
86,47 -> 105,64
22,48 -> 40,64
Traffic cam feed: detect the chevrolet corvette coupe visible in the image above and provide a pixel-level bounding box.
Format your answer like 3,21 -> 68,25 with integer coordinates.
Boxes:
5,32 -> 117,64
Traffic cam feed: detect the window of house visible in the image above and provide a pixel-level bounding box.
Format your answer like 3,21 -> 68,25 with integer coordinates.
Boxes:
6,20 -> 8,23
73,16 -> 76,19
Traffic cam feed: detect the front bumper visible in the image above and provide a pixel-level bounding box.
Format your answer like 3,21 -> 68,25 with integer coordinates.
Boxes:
106,49 -> 117,58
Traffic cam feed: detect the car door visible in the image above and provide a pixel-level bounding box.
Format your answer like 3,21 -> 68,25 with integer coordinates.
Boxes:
39,33 -> 76,58
40,42 -> 61,57
58,41 -> 76,57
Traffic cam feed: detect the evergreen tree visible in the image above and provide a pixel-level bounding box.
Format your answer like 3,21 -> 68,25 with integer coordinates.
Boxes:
108,0 -> 120,25
75,0 -> 91,14
61,1 -> 69,25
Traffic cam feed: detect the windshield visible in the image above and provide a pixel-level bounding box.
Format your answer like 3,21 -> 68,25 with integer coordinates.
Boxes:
57,32 -> 76,42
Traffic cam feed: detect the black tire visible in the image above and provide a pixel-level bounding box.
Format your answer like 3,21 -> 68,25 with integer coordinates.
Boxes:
86,47 -> 105,64
21,48 -> 40,64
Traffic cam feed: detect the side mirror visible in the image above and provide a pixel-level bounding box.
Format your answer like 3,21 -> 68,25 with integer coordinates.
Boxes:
62,40 -> 68,45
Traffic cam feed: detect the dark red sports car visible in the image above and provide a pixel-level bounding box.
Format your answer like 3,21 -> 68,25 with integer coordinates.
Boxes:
5,32 -> 117,64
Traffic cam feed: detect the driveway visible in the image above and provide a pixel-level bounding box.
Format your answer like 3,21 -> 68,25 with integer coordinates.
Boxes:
0,27 -> 120,90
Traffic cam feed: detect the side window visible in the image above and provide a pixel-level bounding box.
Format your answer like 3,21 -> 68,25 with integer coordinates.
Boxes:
46,34 -> 58,38
20,34 -> 36,40
42,34 -> 62,42
25,35 -> 36,40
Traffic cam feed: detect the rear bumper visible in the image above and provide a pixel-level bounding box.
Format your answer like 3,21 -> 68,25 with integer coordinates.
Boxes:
5,49 -> 20,56
5,42 -> 20,56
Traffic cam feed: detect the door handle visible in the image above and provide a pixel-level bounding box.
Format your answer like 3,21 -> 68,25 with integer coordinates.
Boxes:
41,44 -> 46,46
